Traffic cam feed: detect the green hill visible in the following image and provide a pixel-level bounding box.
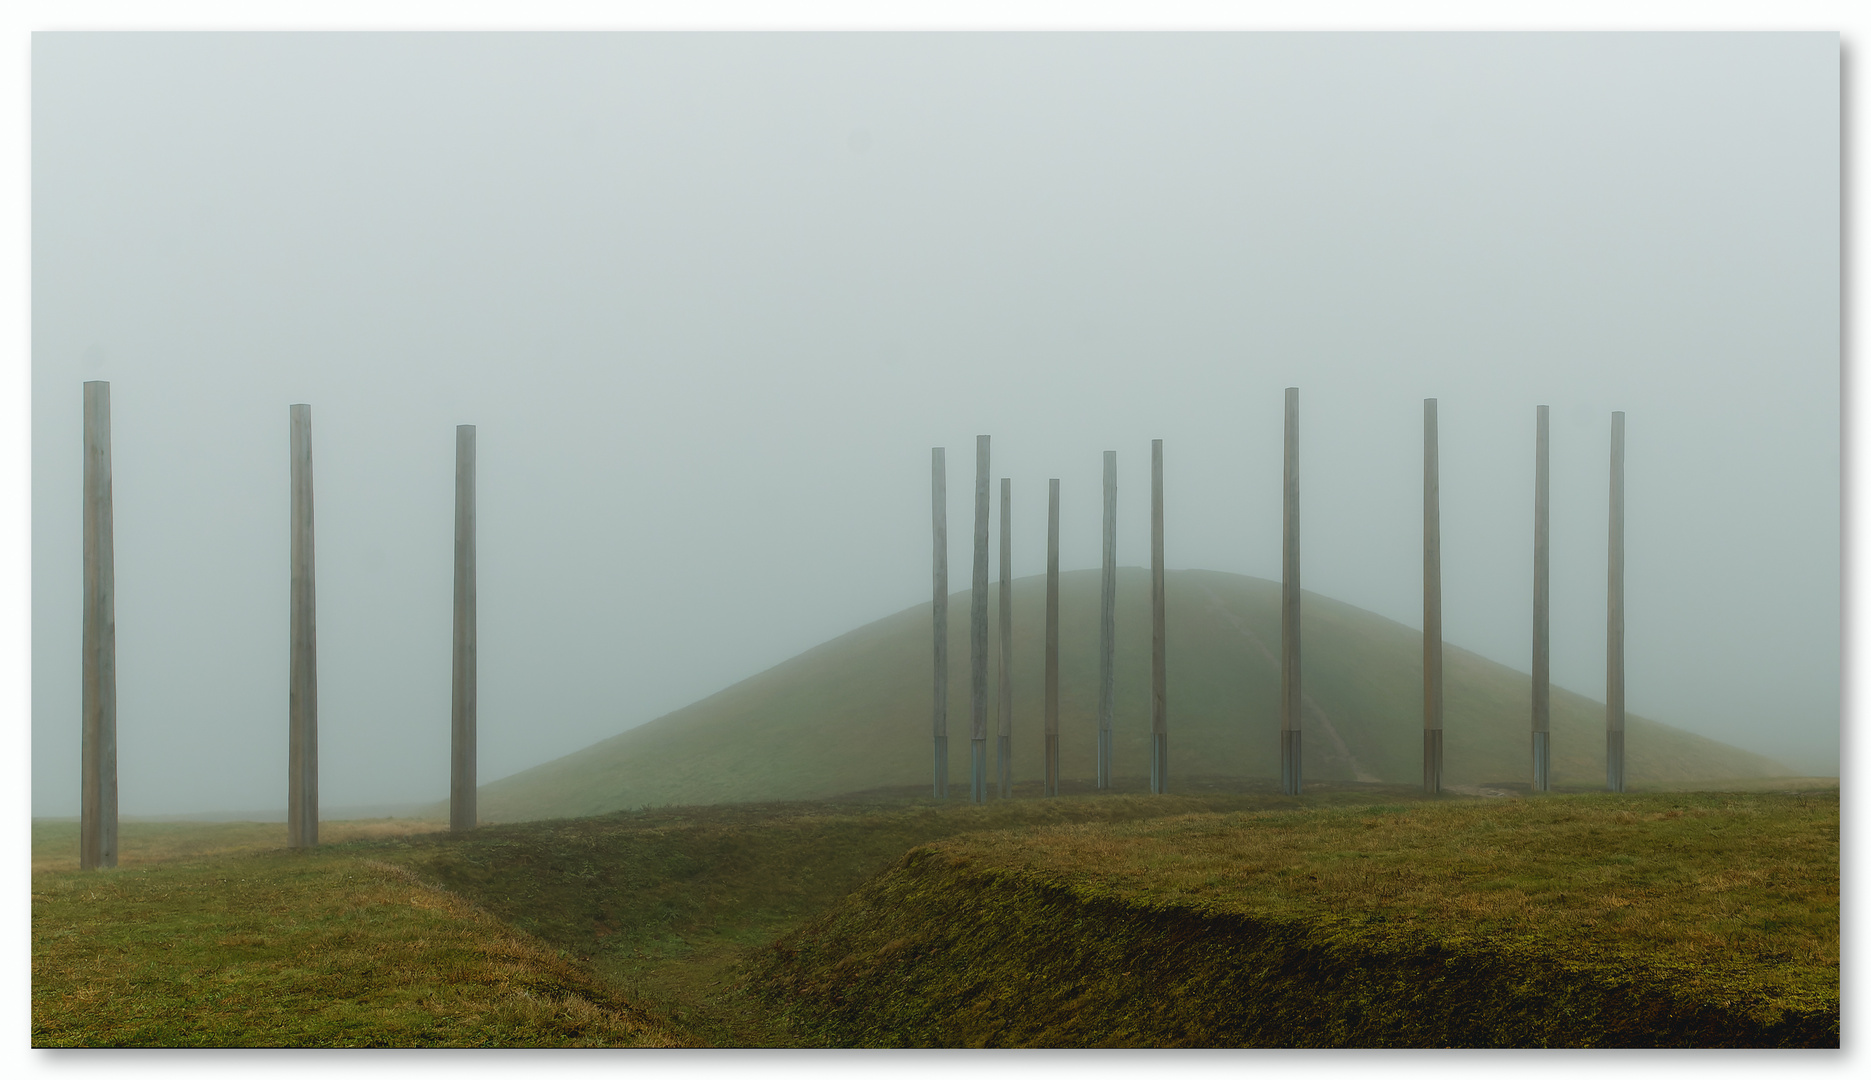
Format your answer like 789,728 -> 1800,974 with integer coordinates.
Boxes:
477,568 -> 1789,822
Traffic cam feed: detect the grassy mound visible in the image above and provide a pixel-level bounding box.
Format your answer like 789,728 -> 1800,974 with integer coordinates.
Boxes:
750,790 -> 1838,1047
478,569 -> 1790,822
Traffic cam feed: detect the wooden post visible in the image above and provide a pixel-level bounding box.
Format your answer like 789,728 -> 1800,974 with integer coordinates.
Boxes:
288,404 -> 319,849
932,448 -> 949,798
450,425 -> 477,831
1532,405 -> 1551,791
1150,439 -> 1167,794
1044,478 -> 1060,797
80,381 -> 117,870
1607,411 -> 1626,792
1098,450 -> 1116,790
996,478 -> 1013,798
1280,388 -> 1302,796
1423,399 -> 1443,794
971,435 -> 990,804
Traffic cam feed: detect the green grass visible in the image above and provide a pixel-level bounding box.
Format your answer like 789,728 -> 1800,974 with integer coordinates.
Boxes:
33,783 -> 1838,1047
32,821 -> 684,1047
749,789 -> 1839,1047
475,568 -> 1791,822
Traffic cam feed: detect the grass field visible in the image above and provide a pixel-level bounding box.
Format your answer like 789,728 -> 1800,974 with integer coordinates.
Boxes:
29,818 -> 448,873
32,781 -> 1838,1047
31,819 -> 684,1047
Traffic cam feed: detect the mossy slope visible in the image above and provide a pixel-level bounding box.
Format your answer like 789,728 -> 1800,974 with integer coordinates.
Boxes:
478,569 -> 1788,821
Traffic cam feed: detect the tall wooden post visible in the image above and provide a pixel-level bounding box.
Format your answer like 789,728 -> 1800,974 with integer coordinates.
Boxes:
932,448 -> 949,798
996,478 -> 1013,799
1606,411 -> 1626,792
1532,405 -> 1551,791
1423,399 -> 1443,794
971,435 -> 990,804
288,404 -> 319,849
1150,439 -> 1167,794
1044,478 -> 1060,797
450,425 -> 478,831
80,381 -> 117,870
1280,388 -> 1302,796
1097,450 -> 1117,790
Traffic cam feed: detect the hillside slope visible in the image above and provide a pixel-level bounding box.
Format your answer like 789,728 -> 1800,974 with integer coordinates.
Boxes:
477,568 -> 1788,822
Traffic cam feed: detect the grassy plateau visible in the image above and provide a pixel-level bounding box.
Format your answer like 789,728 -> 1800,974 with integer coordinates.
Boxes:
33,780 -> 1838,1047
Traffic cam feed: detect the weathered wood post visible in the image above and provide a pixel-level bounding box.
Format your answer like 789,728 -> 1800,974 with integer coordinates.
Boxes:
932,448 -> 949,798
1423,399 -> 1443,795
80,381 -> 117,870
450,425 -> 478,832
1098,450 -> 1117,790
1044,478 -> 1060,797
1606,411 -> 1626,792
1532,405 -> 1551,791
1150,439 -> 1167,794
1281,388 -> 1302,796
288,404 -> 319,849
971,435 -> 990,804
996,478 -> 1013,799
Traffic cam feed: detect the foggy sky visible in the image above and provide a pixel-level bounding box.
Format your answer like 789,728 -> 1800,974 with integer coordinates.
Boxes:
31,33 -> 1839,816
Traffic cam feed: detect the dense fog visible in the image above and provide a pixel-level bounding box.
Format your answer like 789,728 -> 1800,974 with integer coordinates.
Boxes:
31,33 -> 1838,815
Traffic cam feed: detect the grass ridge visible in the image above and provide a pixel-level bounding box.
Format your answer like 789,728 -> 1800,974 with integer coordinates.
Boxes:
750,794 -> 1838,1048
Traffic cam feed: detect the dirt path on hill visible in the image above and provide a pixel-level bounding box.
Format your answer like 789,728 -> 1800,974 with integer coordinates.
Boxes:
1201,584 -> 1380,783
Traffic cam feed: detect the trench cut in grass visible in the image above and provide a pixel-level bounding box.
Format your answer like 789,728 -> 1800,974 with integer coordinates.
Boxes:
396,783 -> 1361,1045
